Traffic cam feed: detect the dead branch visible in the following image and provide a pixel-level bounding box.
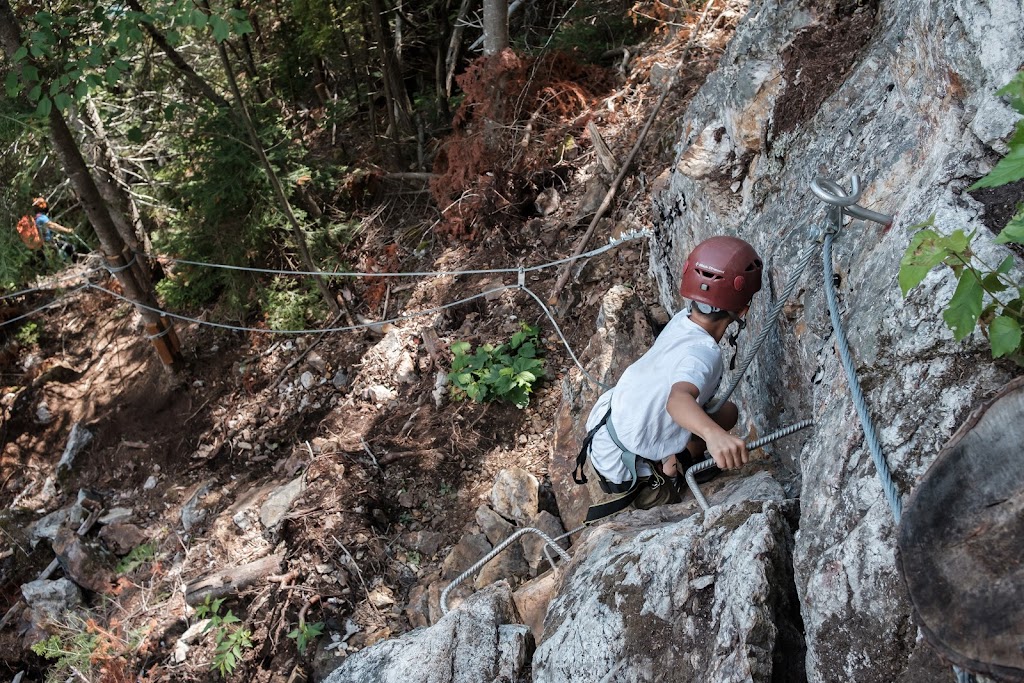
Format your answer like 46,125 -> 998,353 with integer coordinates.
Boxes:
185,553 -> 285,605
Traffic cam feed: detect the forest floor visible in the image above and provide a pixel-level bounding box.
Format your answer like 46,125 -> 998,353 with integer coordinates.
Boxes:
0,6 -> 743,682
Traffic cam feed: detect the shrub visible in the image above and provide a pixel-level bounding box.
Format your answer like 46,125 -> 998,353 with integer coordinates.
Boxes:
195,596 -> 254,678
449,324 -> 546,408
899,71 -> 1024,363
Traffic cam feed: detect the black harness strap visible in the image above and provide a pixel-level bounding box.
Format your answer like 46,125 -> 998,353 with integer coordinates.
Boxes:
575,406 -> 660,524
573,410 -> 609,485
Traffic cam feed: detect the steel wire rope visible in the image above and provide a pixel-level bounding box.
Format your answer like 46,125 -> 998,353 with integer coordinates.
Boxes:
822,231 -> 902,522
0,266 -> 101,302
706,237 -> 819,413
0,284 -> 91,330
85,280 -> 611,389
140,230 -> 652,279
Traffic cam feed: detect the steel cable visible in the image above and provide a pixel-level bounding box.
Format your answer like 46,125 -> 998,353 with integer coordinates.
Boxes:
822,232 -> 902,522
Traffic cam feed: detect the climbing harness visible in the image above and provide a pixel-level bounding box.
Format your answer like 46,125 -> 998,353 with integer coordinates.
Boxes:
572,407 -> 668,523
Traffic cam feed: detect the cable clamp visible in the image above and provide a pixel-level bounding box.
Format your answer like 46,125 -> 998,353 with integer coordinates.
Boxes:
517,267 -> 526,288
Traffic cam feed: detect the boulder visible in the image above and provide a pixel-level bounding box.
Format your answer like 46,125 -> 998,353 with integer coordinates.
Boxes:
520,511 -> 567,572
474,542 -> 530,590
52,528 -> 115,593
648,0 -> 1024,679
322,582 -> 530,683
533,499 -> 803,683
512,570 -> 560,643
490,467 -> 539,525
441,533 -> 492,581
402,530 -> 445,558
475,505 -> 516,546
549,285 -> 654,532
20,578 -> 83,643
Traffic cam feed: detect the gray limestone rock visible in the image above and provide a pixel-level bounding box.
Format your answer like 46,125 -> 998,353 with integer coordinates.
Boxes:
490,467 -> 539,525
21,578 -> 83,620
475,504 -> 516,546
646,0 -> 1024,679
260,475 -> 305,530
322,582 -> 529,683
533,500 -> 802,683
56,423 -> 92,475
520,511 -> 567,572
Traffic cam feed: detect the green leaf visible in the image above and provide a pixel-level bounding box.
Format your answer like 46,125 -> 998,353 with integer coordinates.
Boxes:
53,93 -> 70,112
450,341 -> 470,356
105,65 -> 121,85
22,64 -> 38,83
74,81 -> 88,100
994,207 -> 1024,245
899,229 -> 950,295
192,8 -> 208,28
4,72 -> 20,97
996,71 -> 1024,115
234,19 -> 254,35
12,46 -> 28,62
981,271 -> 1009,293
27,84 -> 42,102
943,270 -> 984,340
990,316 -> 1022,357
997,254 -> 1015,274
211,15 -> 230,41
969,143 -> 1024,190
127,126 -> 144,143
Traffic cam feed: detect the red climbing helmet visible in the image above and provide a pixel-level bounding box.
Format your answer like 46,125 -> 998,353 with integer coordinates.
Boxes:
679,236 -> 763,312
32,197 -> 47,211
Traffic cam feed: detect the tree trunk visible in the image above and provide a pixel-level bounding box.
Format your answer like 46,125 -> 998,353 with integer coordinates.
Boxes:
482,0 -> 509,56
445,0 -> 475,96
368,0 -> 413,139
897,376 -> 1024,681
202,0 -> 346,323
0,0 -> 181,367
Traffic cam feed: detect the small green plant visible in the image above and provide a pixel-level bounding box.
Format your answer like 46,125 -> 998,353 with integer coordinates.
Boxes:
196,596 -> 254,677
15,321 -> 40,346
116,543 -> 156,575
286,620 -> 324,655
899,71 -> 1024,363
448,324 -> 546,408
30,614 -> 137,683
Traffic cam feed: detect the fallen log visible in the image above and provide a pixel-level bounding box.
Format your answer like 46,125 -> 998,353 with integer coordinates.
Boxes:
185,553 -> 285,606
897,376 -> 1024,682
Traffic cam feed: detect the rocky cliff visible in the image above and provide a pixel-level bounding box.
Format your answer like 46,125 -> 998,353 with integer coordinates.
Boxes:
324,0 -> 1024,681
644,0 -> 1023,680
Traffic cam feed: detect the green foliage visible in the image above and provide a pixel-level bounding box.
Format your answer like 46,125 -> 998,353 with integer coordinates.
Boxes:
969,71 -> 1024,190
449,324 -> 546,408
262,277 -> 325,331
31,630 -> 101,683
541,3 -> 651,62
196,596 -> 254,678
286,620 -> 324,655
15,322 -> 40,346
901,71 -> 1024,363
900,218 -> 1024,362
115,543 -> 156,574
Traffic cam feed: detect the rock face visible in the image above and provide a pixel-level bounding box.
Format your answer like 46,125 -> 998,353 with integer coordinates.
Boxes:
647,0 -> 1024,680
533,498 -> 803,683
323,582 -> 531,683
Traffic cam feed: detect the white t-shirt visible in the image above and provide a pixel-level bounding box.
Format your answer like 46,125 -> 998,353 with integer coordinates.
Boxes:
585,311 -> 723,484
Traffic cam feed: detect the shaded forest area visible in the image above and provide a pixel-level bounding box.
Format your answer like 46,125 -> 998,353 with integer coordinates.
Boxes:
0,0 -> 737,681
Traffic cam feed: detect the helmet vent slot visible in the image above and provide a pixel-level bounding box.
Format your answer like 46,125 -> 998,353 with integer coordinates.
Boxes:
745,260 -> 762,271
695,268 -> 723,280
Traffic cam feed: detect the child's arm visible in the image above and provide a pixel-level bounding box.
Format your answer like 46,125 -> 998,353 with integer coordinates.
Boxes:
46,220 -> 74,235
666,381 -> 748,469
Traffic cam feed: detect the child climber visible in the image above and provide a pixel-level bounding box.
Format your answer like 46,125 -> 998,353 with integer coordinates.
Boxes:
30,197 -> 77,259
574,236 -> 763,522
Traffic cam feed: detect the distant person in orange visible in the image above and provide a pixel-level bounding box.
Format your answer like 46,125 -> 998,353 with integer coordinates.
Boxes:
29,197 -> 76,259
